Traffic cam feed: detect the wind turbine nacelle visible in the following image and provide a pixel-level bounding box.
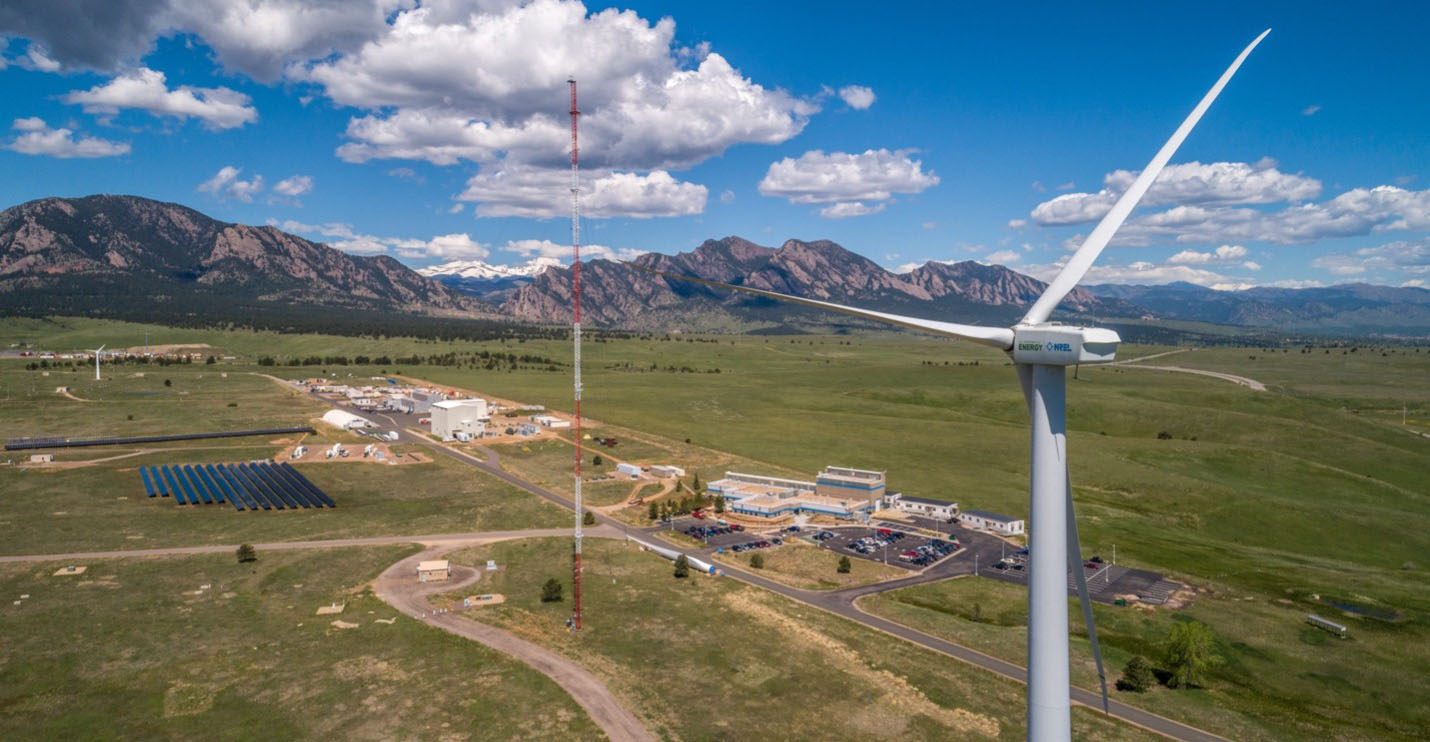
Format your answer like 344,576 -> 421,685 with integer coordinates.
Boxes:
1010,326 -> 1120,365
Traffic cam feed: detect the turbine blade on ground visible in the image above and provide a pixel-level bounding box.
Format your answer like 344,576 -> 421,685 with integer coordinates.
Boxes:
1067,470 -> 1110,714
1021,29 -> 1270,326
625,262 -> 1014,350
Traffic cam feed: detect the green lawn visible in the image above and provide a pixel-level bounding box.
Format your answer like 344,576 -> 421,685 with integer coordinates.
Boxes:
0,546 -> 602,741
711,539 -> 909,590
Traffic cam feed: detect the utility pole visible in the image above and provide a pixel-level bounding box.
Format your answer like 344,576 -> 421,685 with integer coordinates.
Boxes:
568,78 -> 584,633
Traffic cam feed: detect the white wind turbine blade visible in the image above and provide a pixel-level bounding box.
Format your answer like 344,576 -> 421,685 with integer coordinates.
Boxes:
626,263 -> 1015,350
1022,29 -> 1270,326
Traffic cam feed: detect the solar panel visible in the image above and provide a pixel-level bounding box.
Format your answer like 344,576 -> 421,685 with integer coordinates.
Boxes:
194,466 -> 228,506
220,464 -> 265,510
139,467 -> 157,497
252,463 -> 300,508
227,464 -> 270,510
237,463 -> 284,510
151,466 -> 169,497
272,463 -> 328,509
254,463 -> 309,508
161,465 -> 186,505
204,464 -> 244,511
280,463 -> 337,508
270,463 -> 320,508
182,465 -> 213,504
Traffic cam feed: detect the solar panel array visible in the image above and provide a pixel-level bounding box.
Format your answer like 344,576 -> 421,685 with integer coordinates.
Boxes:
137,462 -> 336,511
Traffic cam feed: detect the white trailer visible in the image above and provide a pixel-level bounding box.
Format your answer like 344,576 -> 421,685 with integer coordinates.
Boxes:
627,536 -> 720,576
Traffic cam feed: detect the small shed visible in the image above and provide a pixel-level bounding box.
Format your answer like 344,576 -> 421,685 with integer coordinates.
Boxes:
417,560 -> 451,583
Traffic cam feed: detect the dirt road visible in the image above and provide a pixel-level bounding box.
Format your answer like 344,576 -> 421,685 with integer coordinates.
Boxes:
374,546 -> 654,742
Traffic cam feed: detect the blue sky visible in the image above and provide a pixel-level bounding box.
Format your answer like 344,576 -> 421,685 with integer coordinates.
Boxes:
1,0 -> 1426,289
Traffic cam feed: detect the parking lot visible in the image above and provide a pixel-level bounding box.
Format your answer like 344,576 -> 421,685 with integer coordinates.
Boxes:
979,550 -> 1183,605
814,526 -> 960,571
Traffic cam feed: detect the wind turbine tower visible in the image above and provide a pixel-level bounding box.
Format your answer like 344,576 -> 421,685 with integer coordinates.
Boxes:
632,31 -> 1269,742
87,345 -> 106,381
568,77 -> 585,632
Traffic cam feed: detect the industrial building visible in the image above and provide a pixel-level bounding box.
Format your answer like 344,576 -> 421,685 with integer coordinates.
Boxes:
431,399 -> 488,441
530,413 -> 571,429
650,465 -> 685,478
321,409 -> 374,431
616,462 -> 642,478
885,493 -> 958,520
959,509 -> 1025,536
708,466 -> 883,520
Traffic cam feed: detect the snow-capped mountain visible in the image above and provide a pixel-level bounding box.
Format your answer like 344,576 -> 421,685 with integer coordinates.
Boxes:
417,256 -> 561,280
417,257 -> 560,298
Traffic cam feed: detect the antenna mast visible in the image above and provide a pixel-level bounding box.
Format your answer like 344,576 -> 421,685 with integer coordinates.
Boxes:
568,78 -> 584,632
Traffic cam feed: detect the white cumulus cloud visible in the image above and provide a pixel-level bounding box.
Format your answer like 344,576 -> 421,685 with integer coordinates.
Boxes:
272,174 -> 313,196
1311,239 -> 1429,278
198,165 -> 264,202
62,68 -> 257,129
837,85 -> 875,110
1166,244 -> 1248,265
759,148 -> 939,218
1031,159 -> 1322,226
458,166 -> 706,218
500,238 -> 646,263
5,117 -> 130,158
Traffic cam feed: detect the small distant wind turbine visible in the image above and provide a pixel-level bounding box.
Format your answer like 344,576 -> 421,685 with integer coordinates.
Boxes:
633,30 -> 1270,742
87,345 -> 105,381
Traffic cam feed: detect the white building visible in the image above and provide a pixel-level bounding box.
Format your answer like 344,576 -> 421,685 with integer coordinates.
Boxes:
616,462 -> 642,478
650,465 -> 686,478
321,409 -> 374,431
431,399 -> 488,441
959,509 -> 1025,536
885,493 -> 958,520
530,414 -> 571,429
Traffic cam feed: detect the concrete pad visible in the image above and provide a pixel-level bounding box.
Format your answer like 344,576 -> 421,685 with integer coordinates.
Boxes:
53,566 -> 87,576
316,602 -> 346,615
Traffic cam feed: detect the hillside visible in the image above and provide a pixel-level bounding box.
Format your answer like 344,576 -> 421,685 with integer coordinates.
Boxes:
501,236 -> 1138,330
0,195 -> 485,322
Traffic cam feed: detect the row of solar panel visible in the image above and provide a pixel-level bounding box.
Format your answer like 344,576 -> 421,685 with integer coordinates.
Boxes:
138,462 -> 336,511
6,426 -> 316,451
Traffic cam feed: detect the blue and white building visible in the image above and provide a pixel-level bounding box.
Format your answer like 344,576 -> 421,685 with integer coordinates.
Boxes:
708,466 -> 883,519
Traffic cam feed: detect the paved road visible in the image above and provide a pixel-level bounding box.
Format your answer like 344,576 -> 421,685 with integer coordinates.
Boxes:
278,376 -> 1227,741
374,546 -> 654,742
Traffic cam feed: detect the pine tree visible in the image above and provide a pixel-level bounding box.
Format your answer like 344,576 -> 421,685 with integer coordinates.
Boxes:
1116,655 -> 1155,692
673,554 -> 690,579
837,556 -> 852,574
236,544 -> 256,563
541,578 -> 564,602
750,553 -> 764,569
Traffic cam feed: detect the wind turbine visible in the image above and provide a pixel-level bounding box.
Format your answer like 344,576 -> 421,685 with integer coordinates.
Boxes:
632,30 -> 1269,741
87,345 -> 106,381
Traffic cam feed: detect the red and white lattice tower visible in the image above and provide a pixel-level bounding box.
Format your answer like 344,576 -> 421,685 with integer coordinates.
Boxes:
568,78 -> 584,632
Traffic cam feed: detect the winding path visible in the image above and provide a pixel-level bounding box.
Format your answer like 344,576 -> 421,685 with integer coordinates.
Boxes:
374,546 -> 654,742
1113,349 -> 1267,391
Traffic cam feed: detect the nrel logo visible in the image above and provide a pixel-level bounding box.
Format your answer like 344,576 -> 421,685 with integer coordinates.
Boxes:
1017,342 -> 1042,351
1047,342 -> 1073,352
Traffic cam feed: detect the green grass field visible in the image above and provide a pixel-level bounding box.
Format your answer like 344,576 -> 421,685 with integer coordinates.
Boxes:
0,546 -> 602,741
709,539 -> 909,590
436,537 -> 1150,741
3,316 -> 1427,740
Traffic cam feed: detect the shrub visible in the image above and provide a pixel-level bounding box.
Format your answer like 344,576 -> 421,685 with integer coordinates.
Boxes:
750,553 -> 764,569
673,554 -> 690,579
541,577 -> 564,603
1116,655 -> 1155,692
837,556 -> 852,574
236,544 -> 256,563
583,511 -> 596,526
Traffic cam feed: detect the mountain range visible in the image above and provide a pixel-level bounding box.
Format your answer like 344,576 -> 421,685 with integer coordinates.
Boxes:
1,195 -> 1425,338
419,257 -> 561,300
